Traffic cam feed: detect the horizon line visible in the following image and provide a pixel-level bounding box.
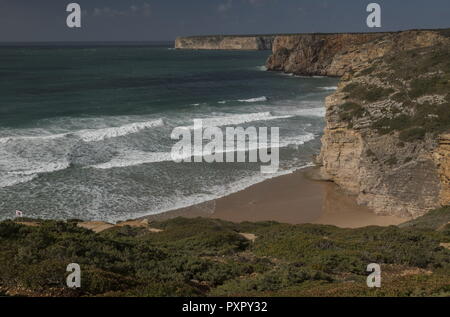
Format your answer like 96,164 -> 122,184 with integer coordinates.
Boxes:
1,26 -> 449,44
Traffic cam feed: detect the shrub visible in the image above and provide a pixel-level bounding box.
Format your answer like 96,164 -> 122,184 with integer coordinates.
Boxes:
0,210 -> 449,297
339,102 -> 365,122
399,127 -> 426,142
343,83 -> 394,102
410,76 -> 450,98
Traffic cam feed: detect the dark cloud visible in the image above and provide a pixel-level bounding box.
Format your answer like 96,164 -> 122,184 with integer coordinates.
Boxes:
0,0 -> 448,42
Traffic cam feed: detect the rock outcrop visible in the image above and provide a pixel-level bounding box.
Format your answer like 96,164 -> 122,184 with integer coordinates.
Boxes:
314,40 -> 450,218
266,30 -> 450,76
267,32 -> 387,75
265,29 -> 449,218
175,29 -> 450,218
434,134 -> 450,207
175,35 -> 275,50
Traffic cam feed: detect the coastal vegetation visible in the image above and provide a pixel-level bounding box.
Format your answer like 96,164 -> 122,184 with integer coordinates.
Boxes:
342,83 -> 394,103
339,44 -> 450,142
338,102 -> 365,122
0,207 -> 449,297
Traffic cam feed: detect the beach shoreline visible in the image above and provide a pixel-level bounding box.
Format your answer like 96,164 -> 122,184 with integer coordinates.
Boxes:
140,167 -> 408,228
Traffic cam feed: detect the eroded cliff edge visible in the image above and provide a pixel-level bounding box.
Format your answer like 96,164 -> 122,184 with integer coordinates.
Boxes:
175,35 -> 275,50
267,29 -> 450,218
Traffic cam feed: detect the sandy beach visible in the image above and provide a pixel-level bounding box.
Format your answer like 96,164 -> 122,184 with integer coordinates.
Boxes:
143,167 -> 407,228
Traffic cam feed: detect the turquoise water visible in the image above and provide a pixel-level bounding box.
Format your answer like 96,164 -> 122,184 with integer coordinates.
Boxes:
0,43 -> 338,221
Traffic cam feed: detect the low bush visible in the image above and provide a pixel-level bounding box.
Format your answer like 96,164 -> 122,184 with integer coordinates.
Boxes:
0,208 -> 449,297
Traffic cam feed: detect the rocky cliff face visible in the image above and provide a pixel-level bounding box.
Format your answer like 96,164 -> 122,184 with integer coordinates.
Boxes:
266,29 -> 450,218
267,33 -> 387,75
176,30 -> 450,218
435,134 -> 450,207
175,35 -> 275,50
267,30 -> 449,76
315,40 -> 450,218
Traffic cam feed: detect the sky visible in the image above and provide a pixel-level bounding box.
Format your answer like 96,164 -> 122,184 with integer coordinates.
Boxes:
0,0 -> 449,42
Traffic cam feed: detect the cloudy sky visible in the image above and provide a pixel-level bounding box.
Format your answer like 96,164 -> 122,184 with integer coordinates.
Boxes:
0,0 -> 449,42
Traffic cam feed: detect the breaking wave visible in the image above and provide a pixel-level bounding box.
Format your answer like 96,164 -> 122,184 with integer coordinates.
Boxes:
90,132 -> 316,170
0,119 -> 164,144
238,96 -> 268,103
72,119 -> 164,142
178,112 -> 292,130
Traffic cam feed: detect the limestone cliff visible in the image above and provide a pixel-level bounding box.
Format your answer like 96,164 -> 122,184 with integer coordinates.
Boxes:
267,30 -> 450,76
434,134 -> 450,207
316,41 -> 450,218
175,35 -> 275,50
176,30 -> 450,218
265,29 -> 450,218
267,33 -> 386,75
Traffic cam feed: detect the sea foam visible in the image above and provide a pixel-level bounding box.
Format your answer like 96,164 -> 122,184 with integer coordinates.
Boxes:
90,132 -> 316,170
73,119 -> 164,142
0,119 -> 164,144
0,119 -> 165,188
0,160 -> 71,188
238,96 -> 268,103
179,112 -> 292,130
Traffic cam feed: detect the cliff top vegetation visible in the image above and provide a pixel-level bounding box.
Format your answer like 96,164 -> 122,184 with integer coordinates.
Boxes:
339,43 -> 450,142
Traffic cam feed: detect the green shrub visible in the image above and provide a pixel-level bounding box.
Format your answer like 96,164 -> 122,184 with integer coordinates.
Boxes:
399,127 -> 426,142
338,102 -> 366,123
343,83 -> 394,102
410,76 -> 450,98
1,210 -> 449,297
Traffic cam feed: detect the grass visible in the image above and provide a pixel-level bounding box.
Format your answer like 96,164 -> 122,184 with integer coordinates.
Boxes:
0,206 -> 449,297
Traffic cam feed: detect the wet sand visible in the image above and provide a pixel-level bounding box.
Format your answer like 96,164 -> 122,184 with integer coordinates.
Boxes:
144,167 -> 407,228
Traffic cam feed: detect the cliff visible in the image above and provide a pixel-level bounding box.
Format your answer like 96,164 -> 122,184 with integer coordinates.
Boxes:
315,37 -> 450,218
175,35 -> 275,50
176,30 -> 450,218
266,30 -> 450,76
265,29 -> 450,218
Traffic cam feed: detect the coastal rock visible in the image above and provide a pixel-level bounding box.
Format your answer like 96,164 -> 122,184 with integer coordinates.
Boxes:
267,33 -> 387,75
315,41 -> 450,218
177,29 -> 450,218
265,28 -> 449,218
266,30 -> 450,76
175,35 -> 275,50
434,134 -> 450,206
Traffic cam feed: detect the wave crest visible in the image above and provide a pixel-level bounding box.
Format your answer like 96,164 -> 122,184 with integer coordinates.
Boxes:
179,112 -> 292,130
73,119 -> 164,142
90,132 -> 316,170
238,96 -> 268,103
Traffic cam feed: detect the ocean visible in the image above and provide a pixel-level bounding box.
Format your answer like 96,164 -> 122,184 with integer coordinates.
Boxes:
0,43 -> 338,222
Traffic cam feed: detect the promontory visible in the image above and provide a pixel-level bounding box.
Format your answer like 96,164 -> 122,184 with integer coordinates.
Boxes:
176,29 -> 450,218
